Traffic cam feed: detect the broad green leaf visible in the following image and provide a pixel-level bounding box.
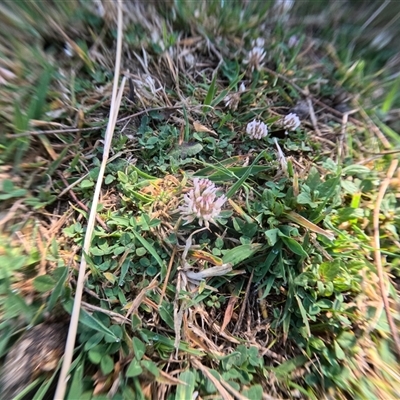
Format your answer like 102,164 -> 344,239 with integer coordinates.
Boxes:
78,309 -> 118,340
141,360 -> 159,377
117,170 -> 129,183
242,384 -> 263,400
222,243 -> 263,266
33,275 -> 56,292
334,340 -> 346,360
342,165 -> 371,175
175,370 -> 195,400
66,363 -> 84,400
80,179 -> 94,189
319,260 -> 341,281
133,337 -> 146,360
280,236 -> 308,258
88,349 -> 103,365
126,358 -> 143,377
101,354 -> 115,375
159,303 -> 175,330
84,332 -> 104,351
273,355 -> 308,379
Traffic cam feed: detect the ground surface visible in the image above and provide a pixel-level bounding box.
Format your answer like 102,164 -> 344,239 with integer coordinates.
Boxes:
0,1 -> 400,400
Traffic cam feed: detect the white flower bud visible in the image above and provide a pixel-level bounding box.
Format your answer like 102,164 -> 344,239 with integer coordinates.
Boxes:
246,119 -> 269,140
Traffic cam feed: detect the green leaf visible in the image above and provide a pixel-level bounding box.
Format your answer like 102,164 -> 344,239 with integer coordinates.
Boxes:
279,235 -> 308,257
47,267 -> 68,311
334,340 -> 346,360
222,243 -> 263,266
66,363 -> 84,400
203,71 -> 218,112
297,186 -> 318,208
131,231 -> 164,269
101,354 -> 115,375
342,165 -> 371,175
141,360 -> 159,377
309,337 -> 326,351
175,370 -> 195,400
88,349 -> 103,365
264,228 -> 279,246
105,174 -> 115,185
381,74 -> 400,113
169,142 -> 203,159
33,275 -> 56,292
295,295 -> 311,337
159,303 -> 175,330
78,309 -> 118,340
242,384 -> 263,400
273,355 -> 308,379
84,332 -> 104,351
126,358 -> 143,377
80,179 -> 94,189
133,337 -> 146,360
319,260 -> 341,281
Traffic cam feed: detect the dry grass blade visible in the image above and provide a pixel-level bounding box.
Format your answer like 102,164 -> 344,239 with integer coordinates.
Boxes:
53,1 -> 125,398
191,359 -> 235,400
373,158 -> 400,357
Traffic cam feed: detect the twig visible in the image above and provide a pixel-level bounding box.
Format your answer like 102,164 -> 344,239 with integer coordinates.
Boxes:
53,1 -> 125,398
373,158 -> 400,357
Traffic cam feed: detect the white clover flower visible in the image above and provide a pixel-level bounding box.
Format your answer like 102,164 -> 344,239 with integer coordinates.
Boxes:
179,178 -> 227,228
274,0 -> 294,14
287,35 -> 299,49
246,119 -> 269,140
224,83 -> 246,111
224,93 -> 241,111
184,53 -> 195,67
244,38 -> 266,71
252,38 -> 265,48
282,113 -> 301,131
132,74 -> 162,101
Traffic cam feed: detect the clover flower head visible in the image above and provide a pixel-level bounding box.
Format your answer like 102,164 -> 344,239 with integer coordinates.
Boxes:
252,38 -> 265,48
244,38 -> 266,71
131,74 -> 163,102
274,0 -> 294,14
282,113 -> 301,131
179,178 -> 227,228
246,119 -> 269,140
224,83 -> 245,111
224,92 -> 241,111
288,35 -> 299,49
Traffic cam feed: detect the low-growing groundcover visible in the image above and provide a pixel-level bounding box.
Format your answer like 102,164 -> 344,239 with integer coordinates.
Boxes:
1,1 -> 400,399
